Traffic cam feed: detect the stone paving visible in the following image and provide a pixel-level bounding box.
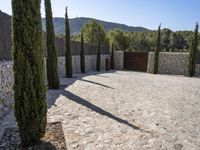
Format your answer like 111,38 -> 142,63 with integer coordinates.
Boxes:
1,71 -> 200,150
47,71 -> 200,150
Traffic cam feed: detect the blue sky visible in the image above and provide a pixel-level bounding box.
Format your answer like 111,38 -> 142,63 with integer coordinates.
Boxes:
1,0 -> 200,31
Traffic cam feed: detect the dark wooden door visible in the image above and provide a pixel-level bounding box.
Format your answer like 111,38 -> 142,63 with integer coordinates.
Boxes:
124,52 -> 148,72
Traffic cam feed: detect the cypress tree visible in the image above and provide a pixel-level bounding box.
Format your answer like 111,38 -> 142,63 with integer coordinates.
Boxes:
65,7 -> 73,78
12,0 -> 47,147
45,0 -> 60,89
96,40 -> 101,71
153,25 -> 161,74
80,32 -> 85,73
188,23 -> 199,77
111,44 -> 115,70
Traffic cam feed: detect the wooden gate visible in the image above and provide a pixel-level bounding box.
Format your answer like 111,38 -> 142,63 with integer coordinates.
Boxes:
124,52 -> 148,72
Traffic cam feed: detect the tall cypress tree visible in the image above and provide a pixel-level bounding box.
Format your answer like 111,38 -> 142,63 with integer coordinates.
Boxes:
80,32 -> 85,73
188,23 -> 199,77
12,0 -> 47,147
96,40 -> 101,71
65,7 -> 73,78
111,44 -> 115,70
45,0 -> 60,89
96,26 -> 101,72
153,25 -> 161,74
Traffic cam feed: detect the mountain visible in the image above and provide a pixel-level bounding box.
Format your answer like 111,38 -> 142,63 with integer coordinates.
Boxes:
42,17 -> 150,34
0,10 -> 12,60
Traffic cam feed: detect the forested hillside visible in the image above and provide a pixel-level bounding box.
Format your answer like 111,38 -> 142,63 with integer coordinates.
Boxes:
42,17 -> 150,34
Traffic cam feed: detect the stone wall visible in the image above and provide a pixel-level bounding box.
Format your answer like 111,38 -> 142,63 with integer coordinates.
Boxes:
0,55 -> 110,118
114,51 -> 124,70
58,55 -> 110,77
0,61 -> 13,120
147,52 -> 200,75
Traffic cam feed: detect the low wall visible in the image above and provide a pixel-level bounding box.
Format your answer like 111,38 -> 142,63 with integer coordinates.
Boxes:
147,52 -> 200,75
114,51 -> 124,70
0,55 -> 110,118
58,55 -> 110,77
0,61 -> 13,121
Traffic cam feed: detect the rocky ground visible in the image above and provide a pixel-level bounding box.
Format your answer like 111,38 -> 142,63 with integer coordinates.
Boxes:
1,71 -> 200,150
0,122 -> 67,150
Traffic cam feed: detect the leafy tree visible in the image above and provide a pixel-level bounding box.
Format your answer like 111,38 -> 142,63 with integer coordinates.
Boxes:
161,28 -> 172,51
80,32 -> 85,73
188,23 -> 199,77
12,0 -> 46,147
110,44 -> 115,70
82,21 -> 107,46
45,0 -> 60,89
65,7 -> 73,78
107,28 -> 128,51
153,25 -> 161,74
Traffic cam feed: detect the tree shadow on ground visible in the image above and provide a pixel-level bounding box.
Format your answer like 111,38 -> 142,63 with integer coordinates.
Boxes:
47,71 -> 141,131
61,89 -> 140,130
80,79 -> 115,89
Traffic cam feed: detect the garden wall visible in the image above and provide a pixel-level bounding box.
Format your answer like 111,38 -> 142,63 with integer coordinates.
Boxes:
0,54 -> 110,119
0,61 -> 13,121
147,52 -> 200,75
58,55 -> 110,77
114,51 -> 124,70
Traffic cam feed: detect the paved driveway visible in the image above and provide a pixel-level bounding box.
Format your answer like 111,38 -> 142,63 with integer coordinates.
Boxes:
47,71 -> 200,150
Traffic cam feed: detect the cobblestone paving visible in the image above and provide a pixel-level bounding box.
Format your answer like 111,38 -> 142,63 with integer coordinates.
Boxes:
46,71 -> 200,150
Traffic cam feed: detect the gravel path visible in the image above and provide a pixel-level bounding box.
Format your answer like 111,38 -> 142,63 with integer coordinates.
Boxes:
47,71 -> 200,150
1,71 -> 200,149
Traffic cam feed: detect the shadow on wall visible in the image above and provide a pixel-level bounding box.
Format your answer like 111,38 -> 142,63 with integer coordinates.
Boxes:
47,71 -> 141,130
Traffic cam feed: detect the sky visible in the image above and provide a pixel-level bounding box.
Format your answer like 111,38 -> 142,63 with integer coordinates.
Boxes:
1,0 -> 200,31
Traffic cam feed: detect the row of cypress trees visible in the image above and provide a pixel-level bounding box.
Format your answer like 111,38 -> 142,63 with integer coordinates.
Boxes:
12,0 -> 75,148
153,23 -> 199,77
12,0 -> 114,147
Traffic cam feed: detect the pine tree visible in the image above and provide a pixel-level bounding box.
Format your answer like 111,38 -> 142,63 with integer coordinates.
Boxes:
80,32 -> 85,73
188,23 -> 199,77
65,7 -> 73,78
12,0 -> 47,147
153,25 -> 161,74
111,44 -> 115,70
45,0 -> 60,89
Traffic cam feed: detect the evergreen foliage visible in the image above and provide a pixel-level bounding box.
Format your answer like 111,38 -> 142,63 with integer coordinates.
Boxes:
12,0 -> 47,147
188,23 -> 199,77
153,25 -> 161,74
45,0 -> 60,89
82,21 -> 107,46
65,7 -> 73,78
96,38 -> 101,71
111,44 -> 115,70
80,32 -> 85,73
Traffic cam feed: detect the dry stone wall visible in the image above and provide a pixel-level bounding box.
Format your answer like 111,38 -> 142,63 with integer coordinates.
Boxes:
58,55 -> 110,77
0,61 -> 13,121
114,51 -> 124,70
0,55 -> 110,119
147,52 -> 200,75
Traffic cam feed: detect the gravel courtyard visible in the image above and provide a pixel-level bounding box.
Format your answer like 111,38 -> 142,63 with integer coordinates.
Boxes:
47,71 -> 200,150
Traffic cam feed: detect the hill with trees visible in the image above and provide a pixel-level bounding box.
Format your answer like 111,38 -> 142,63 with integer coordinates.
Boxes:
42,17 -> 150,34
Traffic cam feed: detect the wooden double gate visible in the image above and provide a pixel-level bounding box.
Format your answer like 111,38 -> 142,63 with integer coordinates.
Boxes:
124,52 -> 149,72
